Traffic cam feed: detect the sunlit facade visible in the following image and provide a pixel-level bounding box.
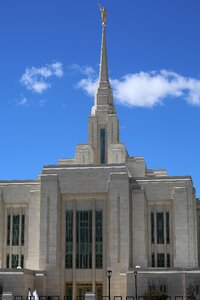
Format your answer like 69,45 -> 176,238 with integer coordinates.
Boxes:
0,12 -> 200,300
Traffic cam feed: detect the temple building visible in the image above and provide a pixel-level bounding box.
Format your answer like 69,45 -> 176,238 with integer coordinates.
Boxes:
0,8 -> 200,300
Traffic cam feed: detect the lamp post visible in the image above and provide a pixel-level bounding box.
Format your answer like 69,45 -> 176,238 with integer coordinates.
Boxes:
107,270 -> 112,300
134,266 -> 141,300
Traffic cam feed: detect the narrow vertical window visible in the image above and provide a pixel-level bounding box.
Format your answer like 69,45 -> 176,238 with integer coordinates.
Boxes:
6,254 -> 10,268
11,254 -> 19,268
166,212 -> 170,244
157,253 -> 165,267
76,211 -> 92,268
96,211 -> 103,268
156,213 -> 164,244
21,255 -> 24,268
151,212 -> 154,244
7,215 -> 11,245
21,215 -> 25,245
151,253 -> 155,267
100,128 -> 106,164
65,211 -> 73,268
167,253 -> 170,267
12,215 -> 19,246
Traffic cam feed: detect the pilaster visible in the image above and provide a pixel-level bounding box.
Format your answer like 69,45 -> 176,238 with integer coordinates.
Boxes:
39,174 -> 61,294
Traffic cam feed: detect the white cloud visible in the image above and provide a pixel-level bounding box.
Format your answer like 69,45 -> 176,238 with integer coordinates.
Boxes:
77,78 -> 98,96
20,61 -> 64,94
71,64 -> 96,77
76,67 -> 200,107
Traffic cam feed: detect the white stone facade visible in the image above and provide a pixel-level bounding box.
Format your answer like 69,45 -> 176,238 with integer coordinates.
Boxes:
0,19 -> 200,300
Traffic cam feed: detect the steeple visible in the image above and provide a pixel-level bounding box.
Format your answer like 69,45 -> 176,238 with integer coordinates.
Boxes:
75,7 -> 127,165
99,27 -> 110,87
91,7 -> 116,115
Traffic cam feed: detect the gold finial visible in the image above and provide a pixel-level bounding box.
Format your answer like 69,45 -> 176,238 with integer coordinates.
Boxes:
99,5 -> 107,27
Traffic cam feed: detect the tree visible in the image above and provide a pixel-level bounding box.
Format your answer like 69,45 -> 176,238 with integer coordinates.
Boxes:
185,284 -> 196,300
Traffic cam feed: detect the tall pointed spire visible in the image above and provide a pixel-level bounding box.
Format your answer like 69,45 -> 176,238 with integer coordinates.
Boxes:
86,7 -> 127,165
99,6 -> 109,86
99,27 -> 110,88
91,6 -> 116,115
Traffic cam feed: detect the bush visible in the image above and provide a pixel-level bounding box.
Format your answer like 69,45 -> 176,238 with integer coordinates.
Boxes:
143,289 -> 168,300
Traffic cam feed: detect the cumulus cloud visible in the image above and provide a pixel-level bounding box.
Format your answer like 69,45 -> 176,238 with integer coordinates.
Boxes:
20,61 -> 64,94
77,78 -> 98,96
70,64 -> 98,96
76,66 -> 200,107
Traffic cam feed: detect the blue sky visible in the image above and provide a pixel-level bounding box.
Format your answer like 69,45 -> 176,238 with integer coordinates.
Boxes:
0,0 -> 200,196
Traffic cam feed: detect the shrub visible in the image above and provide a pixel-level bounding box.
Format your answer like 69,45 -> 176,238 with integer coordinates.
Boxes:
143,289 -> 168,300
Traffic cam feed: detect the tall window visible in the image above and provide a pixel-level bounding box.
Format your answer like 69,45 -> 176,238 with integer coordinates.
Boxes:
7,214 -> 25,246
12,215 -> 20,245
157,253 -> 165,267
167,253 -> 170,267
96,211 -> 103,268
151,212 -> 170,245
166,212 -> 170,244
151,213 -> 154,244
151,253 -> 155,267
76,211 -> 92,268
151,211 -> 171,267
157,213 -> 164,244
7,215 -> 11,245
21,215 -> 25,245
66,211 -> 73,268
100,128 -> 106,164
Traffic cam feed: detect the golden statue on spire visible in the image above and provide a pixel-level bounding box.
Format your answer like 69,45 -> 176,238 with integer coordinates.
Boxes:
99,5 -> 107,27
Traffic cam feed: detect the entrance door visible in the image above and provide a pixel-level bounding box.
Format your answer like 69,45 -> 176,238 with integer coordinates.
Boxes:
77,283 -> 92,300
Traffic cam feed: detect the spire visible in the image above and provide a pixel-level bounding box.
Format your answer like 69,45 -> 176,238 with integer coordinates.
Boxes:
99,27 -> 110,88
87,7 -> 127,165
91,6 -> 116,115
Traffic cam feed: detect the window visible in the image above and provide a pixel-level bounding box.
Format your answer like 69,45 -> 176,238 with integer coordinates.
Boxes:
65,211 -> 73,268
157,213 -> 164,244
151,213 -> 154,244
76,211 -> 92,268
12,215 -> 20,245
151,212 -> 170,244
7,214 -> 25,246
96,211 -> 103,268
152,253 -> 170,267
100,128 -> 106,164
6,254 -> 24,268
65,210 -> 103,270
21,215 -> 25,245
167,253 -> 170,267
21,255 -> 24,268
6,254 -> 9,268
7,215 -> 11,245
151,253 -> 155,267
166,212 -> 170,244
157,253 -> 165,267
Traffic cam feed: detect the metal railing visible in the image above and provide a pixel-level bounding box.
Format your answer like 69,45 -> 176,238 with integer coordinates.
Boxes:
9,296 -> 192,300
